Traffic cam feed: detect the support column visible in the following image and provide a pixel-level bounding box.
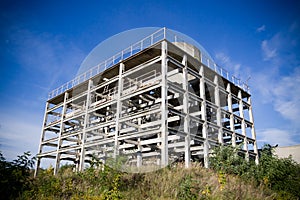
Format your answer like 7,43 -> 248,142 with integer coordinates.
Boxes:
227,84 -> 236,147
137,118 -> 142,168
34,102 -> 49,177
182,55 -> 191,168
248,97 -> 259,164
79,79 -> 93,171
214,75 -> 223,144
200,65 -> 209,168
161,40 -> 168,167
238,90 -> 249,161
54,92 -> 68,175
114,63 -> 124,159
137,139 -> 142,168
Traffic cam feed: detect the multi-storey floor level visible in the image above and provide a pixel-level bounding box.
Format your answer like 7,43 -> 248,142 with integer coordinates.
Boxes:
35,28 -> 258,175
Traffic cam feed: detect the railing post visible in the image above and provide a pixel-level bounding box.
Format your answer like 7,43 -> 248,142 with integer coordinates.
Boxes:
151,34 -> 153,44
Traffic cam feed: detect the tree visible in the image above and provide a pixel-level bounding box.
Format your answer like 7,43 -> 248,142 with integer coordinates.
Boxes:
0,151 -> 35,200
209,144 -> 300,199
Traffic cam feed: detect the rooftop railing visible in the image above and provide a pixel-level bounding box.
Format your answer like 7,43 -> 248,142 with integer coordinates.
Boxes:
48,28 -> 250,100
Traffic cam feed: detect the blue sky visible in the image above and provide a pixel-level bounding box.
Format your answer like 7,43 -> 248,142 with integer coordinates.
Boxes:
1,0 -> 300,161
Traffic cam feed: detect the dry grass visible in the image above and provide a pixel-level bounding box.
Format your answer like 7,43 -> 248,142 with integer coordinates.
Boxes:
120,163 -> 276,199
24,163 -> 277,199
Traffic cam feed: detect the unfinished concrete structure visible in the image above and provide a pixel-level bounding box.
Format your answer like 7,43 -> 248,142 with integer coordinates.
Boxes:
35,28 -> 258,175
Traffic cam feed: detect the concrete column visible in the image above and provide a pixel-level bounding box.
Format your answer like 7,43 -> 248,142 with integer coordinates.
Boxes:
79,79 -> 93,171
238,90 -> 249,160
248,97 -> 259,164
200,65 -> 209,168
182,54 -> 191,168
161,40 -> 168,167
137,117 -> 142,168
54,92 -> 69,175
34,102 -> 49,177
226,84 -> 236,147
137,138 -> 142,168
214,75 -> 223,144
115,63 -> 124,159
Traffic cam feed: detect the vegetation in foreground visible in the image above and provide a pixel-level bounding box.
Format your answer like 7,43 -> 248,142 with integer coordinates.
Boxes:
1,144 -> 299,199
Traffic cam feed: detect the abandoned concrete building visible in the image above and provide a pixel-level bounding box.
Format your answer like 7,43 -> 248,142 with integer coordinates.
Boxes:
35,28 -> 258,175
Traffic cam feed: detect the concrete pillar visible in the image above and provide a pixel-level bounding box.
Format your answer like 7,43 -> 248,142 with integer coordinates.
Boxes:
214,75 -> 223,144
200,65 -> 209,168
79,79 -> 93,171
238,90 -> 249,161
115,63 -> 124,159
34,102 -> 49,177
54,92 -> 68,175
182,54 -> 191,168
161,40 -> 168,167
226,84 -> 236,147
248,97 -> 259,164
137,117 -> 142,168
137,138 -> 142,168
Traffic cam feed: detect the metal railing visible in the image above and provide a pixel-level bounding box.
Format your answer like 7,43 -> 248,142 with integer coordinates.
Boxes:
48,28 -> 250,100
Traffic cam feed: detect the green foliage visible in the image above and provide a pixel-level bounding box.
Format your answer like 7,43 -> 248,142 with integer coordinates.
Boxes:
178,175 -> 198,200
256,145 -> 300,199
3,147 -> 300,199
209,145 -> 253,177
209,144 -> 300,199
102,173 -> 122,200
0,151 -> 35,200
23,157 -> 124,199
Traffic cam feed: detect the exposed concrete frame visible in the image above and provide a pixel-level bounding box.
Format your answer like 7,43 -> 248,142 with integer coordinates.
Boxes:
35,38 -> 258,175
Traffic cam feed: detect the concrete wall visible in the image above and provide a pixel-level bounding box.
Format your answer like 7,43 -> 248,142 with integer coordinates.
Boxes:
275,144 -> 300,163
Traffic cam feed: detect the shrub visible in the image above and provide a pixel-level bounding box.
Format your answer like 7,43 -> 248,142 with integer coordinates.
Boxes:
209,144 -> 300,199
0,151 -> 35,200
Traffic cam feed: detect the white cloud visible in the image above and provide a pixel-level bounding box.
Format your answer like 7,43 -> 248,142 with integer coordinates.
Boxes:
257,128 -> 298,147
0,27 -> 87,163
289,21 -> 298,33
9,28 -> 86,90
261,40 -> 277,61
215,52 -> 242,77
254,67 -> 300,127
254,22 -> 300,147
272,68 -> 300,123
0,111 -> 41,161
256,25 -> 266,32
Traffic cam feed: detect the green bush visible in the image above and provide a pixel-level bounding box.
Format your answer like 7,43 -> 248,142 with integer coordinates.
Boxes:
209,144 -> 300,199
3,146 -> 299,199
0,151 -> 35,200
256,145 -> 300,199
209,145 -> 253,177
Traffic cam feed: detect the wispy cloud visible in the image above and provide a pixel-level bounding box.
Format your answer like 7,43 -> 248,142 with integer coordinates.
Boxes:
0,111 -> 41,160
257,128 -> 298,147
256,22 -> 300,125
289,21 -> 298,33
261,40 -> 277,61
215,52 -> 242,77
256,25 -> 266,32
9,27 -> 86,90
0,27 -> 87,161
254,64 -> 300,129
253,21 -> 300,147
272,68 -> 300,123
